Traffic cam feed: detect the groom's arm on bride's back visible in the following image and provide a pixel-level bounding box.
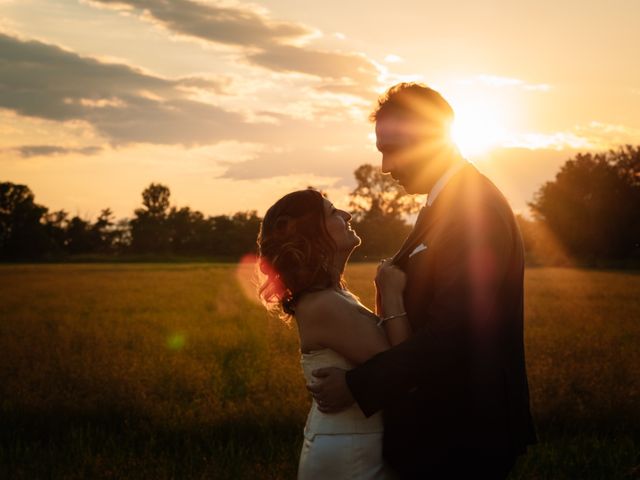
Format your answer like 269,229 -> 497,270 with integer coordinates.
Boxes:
345,202 -> 514,417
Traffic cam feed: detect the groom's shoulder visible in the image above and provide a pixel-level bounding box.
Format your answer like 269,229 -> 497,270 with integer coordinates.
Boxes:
440,174 -> 516,242
455,166 -> 515,220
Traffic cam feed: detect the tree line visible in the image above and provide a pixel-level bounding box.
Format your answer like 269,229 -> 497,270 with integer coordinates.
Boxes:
1,145 -> 639,265
0,181 -> 261,260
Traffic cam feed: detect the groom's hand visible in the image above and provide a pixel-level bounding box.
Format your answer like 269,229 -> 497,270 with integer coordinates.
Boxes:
307,367 -> 355,413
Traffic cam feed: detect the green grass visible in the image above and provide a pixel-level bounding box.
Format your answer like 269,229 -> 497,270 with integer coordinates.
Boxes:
0,264 -> 638,479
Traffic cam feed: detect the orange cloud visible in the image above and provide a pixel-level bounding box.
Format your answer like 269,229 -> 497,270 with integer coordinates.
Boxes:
86,0 -> 382,98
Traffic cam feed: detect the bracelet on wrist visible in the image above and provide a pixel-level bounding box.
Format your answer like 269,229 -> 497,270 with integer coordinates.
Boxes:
376,311 -> 407,327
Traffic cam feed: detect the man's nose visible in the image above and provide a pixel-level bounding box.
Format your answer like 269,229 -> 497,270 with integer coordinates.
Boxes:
341,210 -> 352,221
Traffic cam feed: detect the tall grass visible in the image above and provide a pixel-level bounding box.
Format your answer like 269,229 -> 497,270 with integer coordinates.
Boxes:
0,264 -> 638,478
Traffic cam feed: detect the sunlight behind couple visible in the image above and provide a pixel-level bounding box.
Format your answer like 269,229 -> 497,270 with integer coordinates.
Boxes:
450,97 -> 510,157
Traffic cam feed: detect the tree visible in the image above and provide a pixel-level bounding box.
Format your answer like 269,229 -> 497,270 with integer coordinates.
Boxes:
130,183 -> 172,254
349,164 -> 422,222
208,211 -> 261,258
112,218 -> 132,252
167,206 -> 208,255
0,182 -> 53,259
611,144 -> 640,188
142,183 -> 170,218
348,164 -> 419,260
65,216 -> 95,254
529,146 -> 640,260
91,208 -> 118,254
42,209 -> 69,254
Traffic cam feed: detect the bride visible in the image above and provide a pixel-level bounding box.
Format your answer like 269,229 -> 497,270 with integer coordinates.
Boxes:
257,188 -> 411,479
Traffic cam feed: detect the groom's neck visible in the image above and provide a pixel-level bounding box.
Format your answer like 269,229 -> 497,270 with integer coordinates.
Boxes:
416,148 -> 464,194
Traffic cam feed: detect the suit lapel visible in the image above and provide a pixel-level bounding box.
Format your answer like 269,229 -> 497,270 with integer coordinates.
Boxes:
392,206 -> 437,264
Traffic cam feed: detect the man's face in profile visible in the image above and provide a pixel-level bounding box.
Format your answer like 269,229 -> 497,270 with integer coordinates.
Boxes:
375,112 -> 443,194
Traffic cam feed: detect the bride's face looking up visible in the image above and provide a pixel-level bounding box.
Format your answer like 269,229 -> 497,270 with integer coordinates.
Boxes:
322,198 -> 360,253
257,190 -> 359,316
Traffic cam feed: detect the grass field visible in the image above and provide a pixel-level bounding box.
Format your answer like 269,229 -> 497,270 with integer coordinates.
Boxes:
0,263 -> 639,479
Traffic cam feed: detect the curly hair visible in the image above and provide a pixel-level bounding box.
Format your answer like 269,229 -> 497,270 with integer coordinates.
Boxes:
256,189 -> 344,319
370,82 -> 455,127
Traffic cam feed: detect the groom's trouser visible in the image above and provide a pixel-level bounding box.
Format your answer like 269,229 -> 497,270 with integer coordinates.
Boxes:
392,448 -> 518,480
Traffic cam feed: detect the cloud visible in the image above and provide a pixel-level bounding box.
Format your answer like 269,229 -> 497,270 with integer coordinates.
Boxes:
459,74 -> 551,92
219,143 -> 373,183
384,54 -> 403,64
503,132 -> 590,150
573,121 -> 640,148
86,0 -> 314,48
0,32 -> 262,146
246,44 -> 380,95
11,145 -> 103,157
86,0 -> 382,98
502,122 -> 640,151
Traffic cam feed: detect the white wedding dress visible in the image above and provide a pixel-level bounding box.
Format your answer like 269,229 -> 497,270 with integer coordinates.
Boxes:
297,293 -> 397,479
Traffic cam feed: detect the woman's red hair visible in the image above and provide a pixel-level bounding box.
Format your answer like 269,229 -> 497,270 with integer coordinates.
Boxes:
257,189 -> 343,318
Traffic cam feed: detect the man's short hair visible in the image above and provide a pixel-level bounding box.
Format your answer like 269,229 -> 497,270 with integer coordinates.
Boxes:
370,82 -> 455,127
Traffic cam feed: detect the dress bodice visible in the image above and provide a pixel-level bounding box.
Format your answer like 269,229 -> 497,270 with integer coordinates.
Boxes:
301,348 -> 384,438
299,290 -> 384,439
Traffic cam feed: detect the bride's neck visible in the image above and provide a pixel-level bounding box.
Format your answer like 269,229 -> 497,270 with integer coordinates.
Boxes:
330,250 -> 349,285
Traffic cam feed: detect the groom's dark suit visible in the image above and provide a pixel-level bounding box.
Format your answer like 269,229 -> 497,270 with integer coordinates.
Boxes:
345,163 -> 537,477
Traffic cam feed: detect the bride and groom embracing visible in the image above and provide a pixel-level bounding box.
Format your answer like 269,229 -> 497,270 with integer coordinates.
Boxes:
256,83 -> 537,479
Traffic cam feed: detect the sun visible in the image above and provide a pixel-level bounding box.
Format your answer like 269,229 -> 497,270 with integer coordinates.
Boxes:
449,98 -> 509,157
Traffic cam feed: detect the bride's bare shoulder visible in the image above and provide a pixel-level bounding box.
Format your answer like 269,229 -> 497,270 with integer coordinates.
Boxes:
294,289 -> 352,321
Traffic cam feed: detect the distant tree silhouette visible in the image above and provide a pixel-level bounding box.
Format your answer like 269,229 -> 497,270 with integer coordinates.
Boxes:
142,183 -> 171,217
209,211 -> 261,257
0,182 -> 53,259
55,208 -> 117,255
167,206 -> 208,254
529,145 -> 640,260
130,183 -> 172,254
129,183 -> 260,258
42,209 -> 69,253
65,216 -> 94,254
611,144 -> 640,188
91,208 -> 118,254
112,218 -> 133,252
349,164 -> 422,222
3,146 -> 637,264
348,164 -> 420,260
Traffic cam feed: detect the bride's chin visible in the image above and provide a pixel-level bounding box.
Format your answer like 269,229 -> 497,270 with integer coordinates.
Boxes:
338,239 -> 360,256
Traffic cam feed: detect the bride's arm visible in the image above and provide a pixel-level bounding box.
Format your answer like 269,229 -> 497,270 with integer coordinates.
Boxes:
295,290 -> 391,366
376,260 -> 411,346
295,263 -> 409,365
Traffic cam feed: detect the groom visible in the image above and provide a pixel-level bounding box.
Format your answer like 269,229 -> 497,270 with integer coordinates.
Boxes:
308,83 -> 537,478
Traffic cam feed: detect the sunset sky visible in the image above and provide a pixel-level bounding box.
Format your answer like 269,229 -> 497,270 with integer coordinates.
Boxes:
2,0 -> 639,220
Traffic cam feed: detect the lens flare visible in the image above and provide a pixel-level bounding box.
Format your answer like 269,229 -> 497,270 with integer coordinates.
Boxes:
235,253 -> 262,304
166,333 -> 186,350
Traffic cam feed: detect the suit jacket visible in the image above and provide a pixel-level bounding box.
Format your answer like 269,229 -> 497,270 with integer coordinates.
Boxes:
345,163 -> 537,472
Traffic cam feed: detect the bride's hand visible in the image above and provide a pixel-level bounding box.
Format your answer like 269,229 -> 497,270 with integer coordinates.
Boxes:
375,258 -> 406,299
